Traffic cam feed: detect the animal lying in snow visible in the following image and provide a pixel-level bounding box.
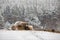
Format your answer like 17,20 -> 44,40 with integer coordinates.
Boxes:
11,21 -> 33,30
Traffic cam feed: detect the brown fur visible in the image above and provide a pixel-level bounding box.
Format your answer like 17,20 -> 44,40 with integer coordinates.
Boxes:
11,21 -> 33,30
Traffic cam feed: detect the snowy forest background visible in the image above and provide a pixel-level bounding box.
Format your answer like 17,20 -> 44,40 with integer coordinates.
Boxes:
0,0 -> 60,31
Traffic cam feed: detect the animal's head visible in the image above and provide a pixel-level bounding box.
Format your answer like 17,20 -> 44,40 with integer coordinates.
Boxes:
25,25 -> 33,30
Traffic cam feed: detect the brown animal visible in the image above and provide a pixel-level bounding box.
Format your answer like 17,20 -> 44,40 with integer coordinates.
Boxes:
11,21 -> 33,30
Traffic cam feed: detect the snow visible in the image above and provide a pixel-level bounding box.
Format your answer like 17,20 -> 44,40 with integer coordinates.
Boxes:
0,30 -> 60,40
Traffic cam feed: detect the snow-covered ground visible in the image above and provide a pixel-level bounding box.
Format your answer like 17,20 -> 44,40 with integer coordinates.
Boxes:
0,30 -> 60,40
